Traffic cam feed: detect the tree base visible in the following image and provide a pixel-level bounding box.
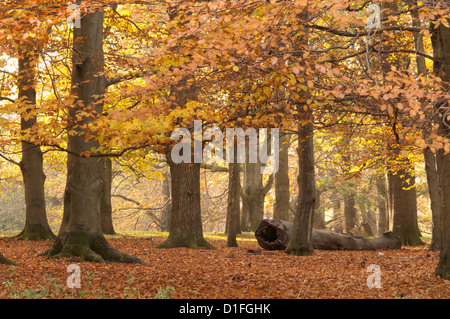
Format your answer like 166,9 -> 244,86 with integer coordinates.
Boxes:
0,252 -> 17,265
14,224 -> 56,241
156,235 -> 215,250
284,245 -> 314,256
41,232 -> 143,264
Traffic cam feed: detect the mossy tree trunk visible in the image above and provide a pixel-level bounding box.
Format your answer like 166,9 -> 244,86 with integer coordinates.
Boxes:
16,47 -> 55,241
43,4 -> 139,263
285,117 -> 315,256
432,19 -> 450,280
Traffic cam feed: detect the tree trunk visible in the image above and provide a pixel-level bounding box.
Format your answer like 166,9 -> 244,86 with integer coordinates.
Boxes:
342,151 -> 358,233
0,252 -> 17,265
226,147 -> 240,247
387,170 -> 395,231
101,158 -> 115,234
285,117 -> 315,256
432,19 -> 450,280
43,5 -> 140,263
344,191 -> 358,233
15,49 -> 55,241
273,132 -> 290,221
376,173 -> 388,235
391,165 -> 423,246
156,152 -> 214,249
241,156 -> 273,232
436,148 -> 450,279
313,189 -> 325,229
359,200 -> 375,237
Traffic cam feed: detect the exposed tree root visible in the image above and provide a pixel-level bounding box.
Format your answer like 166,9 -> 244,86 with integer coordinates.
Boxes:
41,232 -> 143,264
0,252 -> 17,266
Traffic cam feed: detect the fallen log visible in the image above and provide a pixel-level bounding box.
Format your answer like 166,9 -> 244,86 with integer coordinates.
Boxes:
255,219 -> 402,251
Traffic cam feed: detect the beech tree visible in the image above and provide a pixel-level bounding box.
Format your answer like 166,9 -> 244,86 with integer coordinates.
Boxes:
44,2 -> 140,263
16,47 -> 55,241
432,15 -> 450,280
0,3 -> 54,241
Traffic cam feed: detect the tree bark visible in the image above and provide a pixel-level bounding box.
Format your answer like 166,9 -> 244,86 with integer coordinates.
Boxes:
376,173 -> 388,236
15,48 -> 55,241
273,132 -> 290,221
344,190 -> 358,233
43,5 -> 140,263
241,156 -> 273,232
342,151 -> 358,233
156,152 -> 214,249
285,117 -> 315,256
391,165 -> 423,246
100,158 -> 115,234
0,251 -> 17,265
409,0 -> 440,250
226,146 -> 240,247
161,169 -> 172,232
256,219 -> 402,251
423,149 -> 442,251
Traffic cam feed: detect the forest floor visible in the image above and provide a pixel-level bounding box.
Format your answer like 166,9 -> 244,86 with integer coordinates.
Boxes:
0,231 -> 449,299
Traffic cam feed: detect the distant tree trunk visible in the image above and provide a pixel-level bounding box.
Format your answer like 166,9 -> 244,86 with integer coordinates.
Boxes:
101,158 -> 115,234
156,4 -> 213,249
391,165 -> 423,246
44,5 -> 140,263
16,48 -> 55,241
240,192 -> 250,232
376,173 -> 388,235
161,169 -> 172,232
344,190 -> 358,233
285,115 -> 315,256
436,148 -> 450,279
331,198 -> 343,233
226,145 -> 240,247
432,18 -> 450,280
157,152 -> 214,249
410,4 -> 442,251
274,132 -> 290,221
424,149 -> 442,251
